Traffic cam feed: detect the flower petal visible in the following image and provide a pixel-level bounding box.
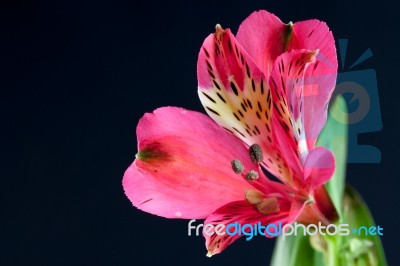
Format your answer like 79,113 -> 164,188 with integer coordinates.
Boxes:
313,186 -> 338,223
197,25 -> 291,182
123,107 -> 257,219
204,200 -> 289,256
296,186 -> 338,225
303,147 -> 335,189
235,10 -> 287,75
289,20 -> 338,149
287,198 -> 307,224
236,11 -> 337,149
289,19 -> 336,68
269,49 -> 319,183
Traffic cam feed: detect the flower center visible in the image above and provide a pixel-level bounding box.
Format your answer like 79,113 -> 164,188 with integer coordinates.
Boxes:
230,143 -> 281,215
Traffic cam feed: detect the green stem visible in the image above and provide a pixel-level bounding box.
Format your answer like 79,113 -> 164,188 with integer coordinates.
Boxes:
325,236 -> 340,266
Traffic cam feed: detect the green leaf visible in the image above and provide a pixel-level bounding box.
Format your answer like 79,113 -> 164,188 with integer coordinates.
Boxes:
317,95 -> 348,218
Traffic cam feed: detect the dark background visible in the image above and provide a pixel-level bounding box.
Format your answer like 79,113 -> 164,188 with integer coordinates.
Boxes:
1,0 -> 398,265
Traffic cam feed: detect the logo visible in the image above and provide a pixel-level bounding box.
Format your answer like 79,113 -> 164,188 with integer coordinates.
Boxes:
187,220 -> 383,241
332,39 -> 382,163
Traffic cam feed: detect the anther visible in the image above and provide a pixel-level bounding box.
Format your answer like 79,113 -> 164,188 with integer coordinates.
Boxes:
245,190 -> 264,204
231,159 -> 244,174
249,144 -> 263,163
245,170 -> 258,180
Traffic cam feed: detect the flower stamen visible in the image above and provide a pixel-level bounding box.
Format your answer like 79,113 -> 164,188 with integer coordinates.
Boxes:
249,143 -> 263,163
231,159 -> 244,174
245,190 -> 264,204
245,170 -> 258,180
231,144 -> 264,180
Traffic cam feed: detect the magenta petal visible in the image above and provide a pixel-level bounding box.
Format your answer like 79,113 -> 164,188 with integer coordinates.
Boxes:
123,107 -> 256,219
236,10 -> 286,75
203,200 -> 287,256
236,12 -> 337,150
290,20 -> 338,149
289,19 -> 337,70
303,147 -> 335,189
287,198 -> 307,224
197,25 -> 293,183
269,49 -> 319,181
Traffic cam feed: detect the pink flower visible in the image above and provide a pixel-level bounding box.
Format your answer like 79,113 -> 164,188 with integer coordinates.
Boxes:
123,10 -> 338,256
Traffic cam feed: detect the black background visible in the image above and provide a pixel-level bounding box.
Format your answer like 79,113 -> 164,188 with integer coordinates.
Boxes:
1,0 -> 398,265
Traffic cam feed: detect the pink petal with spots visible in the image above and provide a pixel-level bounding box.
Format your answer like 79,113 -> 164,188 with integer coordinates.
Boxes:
236,11 -> 337,149
289,20 -> 338,149
269,49 -> 319,182
123,107 -> 257,219
203,200 -> 289,256
197,25 -> 293,183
